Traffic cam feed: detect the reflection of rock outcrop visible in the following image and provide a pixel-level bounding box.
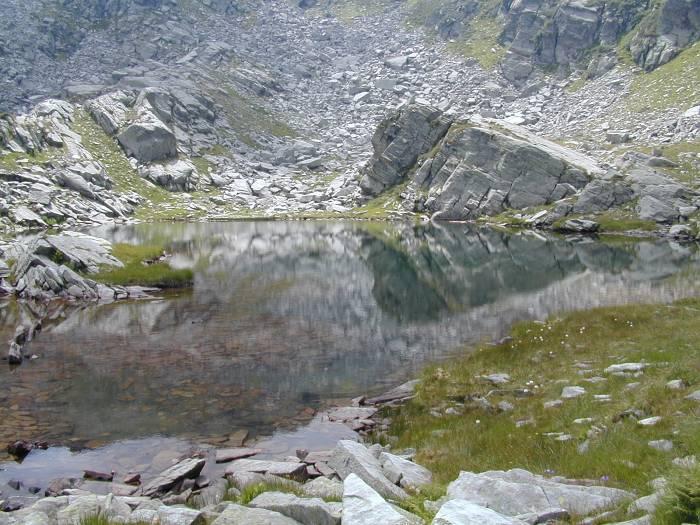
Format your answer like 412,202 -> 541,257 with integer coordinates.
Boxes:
363,237 -> 447,322
1,221 -> 699,451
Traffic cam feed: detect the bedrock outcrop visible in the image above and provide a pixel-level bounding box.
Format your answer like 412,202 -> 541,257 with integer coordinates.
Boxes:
361,103 -> 698,226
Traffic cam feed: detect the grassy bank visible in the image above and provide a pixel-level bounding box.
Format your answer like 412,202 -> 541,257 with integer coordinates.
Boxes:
90,243 -> 194,288
385,298 -> 700,519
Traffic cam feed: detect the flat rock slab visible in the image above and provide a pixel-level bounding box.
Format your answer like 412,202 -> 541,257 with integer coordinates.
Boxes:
211,504 -> 301,525
365,380 -> 420,405
433,499 -> 527,524
215,448 -> 262,463
328,440 -> 407,501
157,506 -> 205,525
225,459 -> 308,481
142,458 -> 205,497
446,468 -> 632,517
249,491 -> 338,525
326,407 -> 377,422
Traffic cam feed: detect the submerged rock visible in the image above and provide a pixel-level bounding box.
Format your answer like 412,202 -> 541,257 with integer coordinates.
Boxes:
142,458 -> 205,497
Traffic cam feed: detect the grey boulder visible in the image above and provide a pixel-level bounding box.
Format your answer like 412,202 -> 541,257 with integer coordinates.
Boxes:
328,440 -> 408,500
446,469 -> 632,517
210,504 -> 301,525
249,492 -> 338,525
432,500 -> 526,524
342,474 -> 414,525
117,117 -> 177,163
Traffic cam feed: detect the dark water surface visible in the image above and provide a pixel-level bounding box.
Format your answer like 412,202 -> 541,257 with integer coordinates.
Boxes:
1,221 -> 700,491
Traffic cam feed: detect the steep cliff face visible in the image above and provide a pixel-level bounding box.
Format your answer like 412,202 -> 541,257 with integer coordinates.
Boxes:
407,0 -> 699,83
499,0 -> 649,82
629,0 -> 700,70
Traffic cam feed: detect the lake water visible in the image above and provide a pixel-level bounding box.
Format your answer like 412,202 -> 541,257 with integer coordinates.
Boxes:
1,220 -> 700,493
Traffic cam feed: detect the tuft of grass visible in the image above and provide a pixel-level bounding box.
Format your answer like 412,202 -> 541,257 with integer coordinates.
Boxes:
232,481 -> 304,505
79,513 -> 149,525
386,298 -> 700,499
627,40 -> 700,113
654,463 -> 700,524
0,149 -> 58,171
90,243 -> 193,289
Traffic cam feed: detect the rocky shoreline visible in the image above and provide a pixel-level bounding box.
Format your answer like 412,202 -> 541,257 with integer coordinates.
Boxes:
1,377 -> 679,525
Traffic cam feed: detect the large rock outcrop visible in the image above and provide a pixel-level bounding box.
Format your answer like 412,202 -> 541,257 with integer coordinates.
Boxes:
117,113 -> 178,164
422,121 -> 598,220
362,103 -> 602,221
359,103 -> 453,195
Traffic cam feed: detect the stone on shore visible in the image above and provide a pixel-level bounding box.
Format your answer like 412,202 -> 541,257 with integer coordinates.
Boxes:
432,499 -> 527,524
157,506 -> 205,525
210,503 -> 301,525
249,492 -> 338,525
446,469 -> 632,517
328,440 -> 408,500
379,452 -> 432,489
215,448 -> 262,463
301,477 -> 344,500
224,459 -> 308,482
141,458 -> 205,497
341,474 -> 414,525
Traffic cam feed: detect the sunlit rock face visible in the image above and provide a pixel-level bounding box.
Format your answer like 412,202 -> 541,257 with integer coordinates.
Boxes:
1,221 -> 699,454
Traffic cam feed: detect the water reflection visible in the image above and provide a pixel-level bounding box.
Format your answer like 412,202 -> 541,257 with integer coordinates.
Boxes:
1,221 -> 698,455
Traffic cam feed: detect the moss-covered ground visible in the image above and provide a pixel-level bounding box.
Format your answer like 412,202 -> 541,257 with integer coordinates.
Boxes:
90,243 -> 193,289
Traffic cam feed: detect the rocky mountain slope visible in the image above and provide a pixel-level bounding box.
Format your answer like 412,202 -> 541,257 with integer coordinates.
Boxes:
0,0 -> 698,237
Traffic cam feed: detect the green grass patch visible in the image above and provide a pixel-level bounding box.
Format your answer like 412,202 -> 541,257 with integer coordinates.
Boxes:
386,298 -> 700,499
207,83 -> 297,150
352,182 -> 413,219
446,17 -> 507,70
329,0 -> 393,23
596,211 -> 658,233
90,243 -> 193,289
79,513 -> 148,525
627,40 -> 700,113
565,76 -> 588,93
231,481 -> 304,505
0,147 -> 64,171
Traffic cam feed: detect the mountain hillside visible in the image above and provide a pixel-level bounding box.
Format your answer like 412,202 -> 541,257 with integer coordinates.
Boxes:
0,0 -> 697,237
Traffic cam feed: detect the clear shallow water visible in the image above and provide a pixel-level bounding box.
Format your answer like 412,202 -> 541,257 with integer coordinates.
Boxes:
1,221 -> 700,491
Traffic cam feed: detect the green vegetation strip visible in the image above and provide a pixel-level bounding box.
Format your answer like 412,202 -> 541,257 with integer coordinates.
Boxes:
627,41 -> 700,113
90,244 -> 193,289
386,298 -> 700,517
